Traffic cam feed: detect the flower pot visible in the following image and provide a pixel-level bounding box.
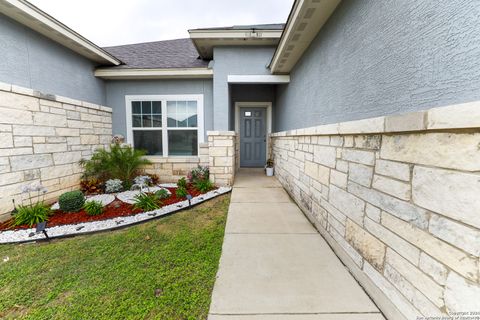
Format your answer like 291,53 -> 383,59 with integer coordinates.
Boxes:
266,167 -> 274,176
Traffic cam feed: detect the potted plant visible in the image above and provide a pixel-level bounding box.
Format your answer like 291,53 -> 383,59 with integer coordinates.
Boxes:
265,158 -> 274,176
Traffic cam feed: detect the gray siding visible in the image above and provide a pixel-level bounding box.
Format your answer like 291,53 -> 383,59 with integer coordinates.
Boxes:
213,46 -> 276,130
275,0 -> 480,131
105,79 -> 213,139
0,13 -> 105,104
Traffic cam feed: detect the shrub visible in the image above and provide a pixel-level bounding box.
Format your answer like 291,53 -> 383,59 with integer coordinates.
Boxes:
59,191 -> 85,212
187,166 -> 210,183
12,202 -> 51,227
177,177 -> 188,189
175,186 -> 188,199
80,177 -> 103,194
133,175 -> 152,187
105,179 -> 123,193
83,200 -> 104,216
147,174 -> 160,185
154,189 -> 170,200
79,144 -> 151,188
133,193 -> 160,211
195,179 -> 214,193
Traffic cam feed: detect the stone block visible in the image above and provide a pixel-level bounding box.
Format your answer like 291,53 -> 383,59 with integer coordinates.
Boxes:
0,132 -> 14,148
13,136 -> 32,147
428,214 -> 480,256
427,101 -> 480,130
330,170 -> 347,188
335,159 -> 349,173
349,162 -> 373,187
80,135 -> 99,145
385,111 -> 426,132
380,132 -> 480,171
329,185 -> 364,225
33,112 -> 67,127
10,154 -> 53,171
0,107 -> 33,125
444,272 -> 480,313
0,171 -> 24,185
316,164 -> 330,185
375,159 -> 410,182
52,151 -> 82,165
412,166 -> 480,229
353,135 -> 381,150
338,116 -> 385,134
330,228 -> 364,267
346,219 -> 386,271
348,181 -> 428,229
0,124 -> 12,132
372,174 -> 410,201
365,204 -> 381,222
342,149 -> 375,165
13,125 -> 55,136
382,212 -> 478,282
0,90 -> 39,111
40,164 -> 73,180
313,145 -> 336,168
34,143 -> 67,154
418,253 -> 448,286
1,147 -> 32,156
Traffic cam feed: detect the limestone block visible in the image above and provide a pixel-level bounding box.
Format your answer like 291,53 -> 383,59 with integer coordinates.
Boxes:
0,171 -> 24,185
349,162 -> 373,187
372,175 -> 410,201
32,137 -> 46,143
0,107 -> 33,125
209,147 -> 228,157
365,204 -> 381,223
80,113 -> 102,123
382,213 -> 478,282
329,185 -> 364,225
346,219 -> 386,271
46,136 -> 66,143
0,132 -> 13,148
328,214 -> 346,236
13,125 -> 55,136
33,112 -> 67,127
429,214 -> 480,256
335,159 -> 349,173
13,136 -> 31,147
380,132 -> 480,171
213,139 -> 233,147
412,166 -> 480,229
385,112 -> 426,132
353,135 -> 381,150
365,218 -> 420,264
342,149 -> 375,166
444,272 -> 480,313
1,147 -> 32,156
330,228 -> 364,267
52,151 -> 82,165
418,253 -> 448,286
10,154 -> 53,171
348,181 -> 428,229
385,249 -> 444,307
0,90 -> 39,111
313,145 -> 336,168
427,101 -> 480,130
80,135 -> 99,145
338,116 -> 385,134
329,136 -> 343,147
375,159 -> 410,182
34,143 -> 67,154
330,170 -> 347,188
68,120 -> 93,129
0,157 -> 10,173
304,161 -> 318,178
0,124 -> 12,132
40,164 -> 73,180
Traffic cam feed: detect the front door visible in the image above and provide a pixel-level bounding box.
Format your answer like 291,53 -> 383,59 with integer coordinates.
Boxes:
240,107 -> 266,167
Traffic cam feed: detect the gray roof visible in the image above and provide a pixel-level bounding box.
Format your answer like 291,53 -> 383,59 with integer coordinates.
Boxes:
191,23 -> 285,31
103,38 -> 208,69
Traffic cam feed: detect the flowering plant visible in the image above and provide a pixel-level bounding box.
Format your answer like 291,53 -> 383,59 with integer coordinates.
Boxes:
187,166 -> 210,183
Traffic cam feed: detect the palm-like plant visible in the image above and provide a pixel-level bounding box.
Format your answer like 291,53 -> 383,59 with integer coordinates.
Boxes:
79,144 -> 151,188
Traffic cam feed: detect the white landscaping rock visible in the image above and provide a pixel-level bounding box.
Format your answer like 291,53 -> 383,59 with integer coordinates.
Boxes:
0,187 -> 231,244
116,187 -> 170,204
86,194 -> 115,207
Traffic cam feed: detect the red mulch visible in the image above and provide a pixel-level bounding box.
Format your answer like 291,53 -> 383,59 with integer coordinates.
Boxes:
0,186 -> 213,231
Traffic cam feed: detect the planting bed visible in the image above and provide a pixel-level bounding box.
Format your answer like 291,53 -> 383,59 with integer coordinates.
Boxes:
0,185 -> 231,244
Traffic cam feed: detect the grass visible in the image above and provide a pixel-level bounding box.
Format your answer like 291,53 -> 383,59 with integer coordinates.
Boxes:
0,194 -> 230,320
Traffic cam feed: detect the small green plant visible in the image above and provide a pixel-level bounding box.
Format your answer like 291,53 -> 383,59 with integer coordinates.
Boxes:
188,166 -> 210,183
133,193 -> 160,211
154,189 -> 170,200
105,179 -> 123,193
177,177 -> 188,189
13,202 -> 51,227
266,158 -> 274,168
195,179 -> 214,193
175,186 -> 188,199
59,190 -> 85,212
83,200 -> 104,216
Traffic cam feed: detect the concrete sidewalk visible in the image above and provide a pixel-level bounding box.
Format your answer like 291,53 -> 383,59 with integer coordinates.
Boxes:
208,169 -> 384,320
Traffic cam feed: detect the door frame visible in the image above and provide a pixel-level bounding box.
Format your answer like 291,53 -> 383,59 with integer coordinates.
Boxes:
235,102 -> 272,165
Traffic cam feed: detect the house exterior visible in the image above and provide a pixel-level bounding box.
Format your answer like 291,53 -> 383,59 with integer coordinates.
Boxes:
1,0 -> 480,319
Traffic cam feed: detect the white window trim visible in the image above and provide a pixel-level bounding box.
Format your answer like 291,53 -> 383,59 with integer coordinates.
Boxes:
125,94 -> 204,157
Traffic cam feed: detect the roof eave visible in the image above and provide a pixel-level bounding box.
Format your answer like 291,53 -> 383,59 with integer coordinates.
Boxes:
270,0 -> 341,74
94,68 -> 214,80
0,0 -> 121,65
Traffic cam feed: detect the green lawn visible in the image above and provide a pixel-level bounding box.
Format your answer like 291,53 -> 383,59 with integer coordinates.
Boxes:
0,194 -> 230,320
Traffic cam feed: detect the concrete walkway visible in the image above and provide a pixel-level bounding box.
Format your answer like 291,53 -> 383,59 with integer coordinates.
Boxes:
209,169 -> 384,320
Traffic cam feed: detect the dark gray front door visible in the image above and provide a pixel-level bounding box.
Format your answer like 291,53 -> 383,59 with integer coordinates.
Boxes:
240,107 -> 266,167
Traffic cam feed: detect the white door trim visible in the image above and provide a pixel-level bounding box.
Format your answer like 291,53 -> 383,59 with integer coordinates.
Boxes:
235,102 -> 272,163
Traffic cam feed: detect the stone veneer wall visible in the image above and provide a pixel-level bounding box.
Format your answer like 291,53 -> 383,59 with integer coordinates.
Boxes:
0,83 -> 112,222
208,131 -> 236,186
271,102 -> 480,320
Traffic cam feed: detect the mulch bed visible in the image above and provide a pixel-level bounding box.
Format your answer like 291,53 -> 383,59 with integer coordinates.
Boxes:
0,186 -> 209,231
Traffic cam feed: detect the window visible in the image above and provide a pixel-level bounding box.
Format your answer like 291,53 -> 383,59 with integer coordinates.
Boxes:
126,95 -> 204,156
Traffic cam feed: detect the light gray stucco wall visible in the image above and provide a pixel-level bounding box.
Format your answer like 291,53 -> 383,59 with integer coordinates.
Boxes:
105,79 -> 213,139
213,46 -> 276,130
0,13 -> 106,104
275,0 -> 480,131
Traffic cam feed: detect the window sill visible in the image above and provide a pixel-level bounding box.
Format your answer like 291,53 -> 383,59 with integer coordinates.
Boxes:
146,156 -> 201,163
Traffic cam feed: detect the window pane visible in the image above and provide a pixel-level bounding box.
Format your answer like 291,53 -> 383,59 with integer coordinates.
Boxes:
133,130 -> 162,156
142,101 -> 151,114
176,101 -> 187,113
187,101 -> 197,114
168,130 -> 197,156
132,115 -> 142,127
142,115 -> 152,127
167,101 -> 176,114
152,101 -> 161,114
188,114 -> 197,127
152,115 -> 162,127
132,101 -> 141,114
